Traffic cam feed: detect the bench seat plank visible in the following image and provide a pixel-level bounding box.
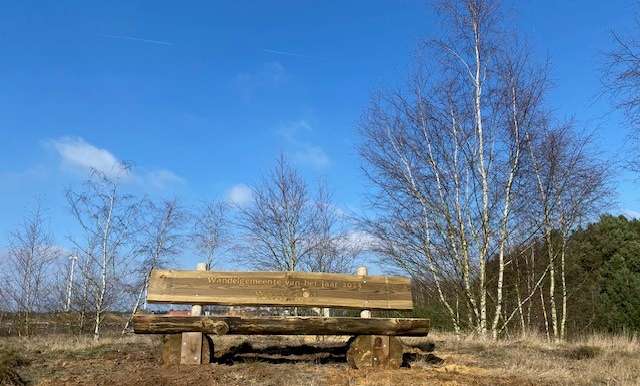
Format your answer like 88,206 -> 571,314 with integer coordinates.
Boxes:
146,270 -> 413,310
132,315 -> 430,336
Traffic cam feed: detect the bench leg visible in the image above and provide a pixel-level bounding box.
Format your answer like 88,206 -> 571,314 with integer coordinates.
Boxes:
346,335 -> 404,369
181,332 -> 202,364
161,334 -> 214,366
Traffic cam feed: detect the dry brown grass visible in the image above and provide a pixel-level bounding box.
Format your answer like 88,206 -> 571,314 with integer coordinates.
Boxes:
0,347 -> 29,385
0,331 -> 638,385
413,330 -> 640,385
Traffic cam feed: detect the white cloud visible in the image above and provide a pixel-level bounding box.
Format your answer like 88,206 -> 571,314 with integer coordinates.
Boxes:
278,120 -> 331,170
622,209 -> 640,219
50,137 -> 129,179
261,62 -> 286,83
234,61 -> 286,100
227,184 -> 253,206
144,169 -> 184,189
294,145 -> 331,169
49,136 -> 183,189
277,119 -> 312,141
344,229 -> 378,250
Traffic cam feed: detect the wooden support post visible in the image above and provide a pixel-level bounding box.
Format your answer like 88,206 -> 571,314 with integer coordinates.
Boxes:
180,262 -> 207,365
347,265 -> 402,369
347,335 -> 404,369
161,333 -> 216,367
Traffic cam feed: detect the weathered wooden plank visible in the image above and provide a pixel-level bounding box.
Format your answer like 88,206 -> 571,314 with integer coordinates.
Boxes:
132,315 -> 431,336
146,270 -> 413,310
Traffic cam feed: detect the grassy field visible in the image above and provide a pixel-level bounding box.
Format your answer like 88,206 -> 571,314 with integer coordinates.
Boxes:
0,331 -> 638,385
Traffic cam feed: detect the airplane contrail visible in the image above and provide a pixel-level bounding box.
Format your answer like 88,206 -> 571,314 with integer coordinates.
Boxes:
262,48 -> 313,58
100,34 -> 173,46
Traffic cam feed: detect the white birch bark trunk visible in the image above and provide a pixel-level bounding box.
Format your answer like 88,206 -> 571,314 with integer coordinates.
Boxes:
472,17 -> 490,337
549,246 -> 558,343
540,286 -> 550,342
94,191 -> 114,341
491,87 -> 521,339
560,235 -> 568,341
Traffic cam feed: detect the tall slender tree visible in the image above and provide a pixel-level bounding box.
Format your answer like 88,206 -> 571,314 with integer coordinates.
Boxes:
67,169 -> 141,340
522,126 -> 610,341
123,198 -> 186,333
3,204 -> 61,335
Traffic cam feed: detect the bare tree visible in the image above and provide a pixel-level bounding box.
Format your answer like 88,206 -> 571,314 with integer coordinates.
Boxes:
523,126 -> 611,341
3,204 -> 61,335
236,156 -> 320,272
302,185 -> 359,274
191,200 -> 228,269
67,169 -> 141,340
359,0 -> 593,338
122,198 -> 186,333
236,156 -> 358,273
605,18 -> 640,172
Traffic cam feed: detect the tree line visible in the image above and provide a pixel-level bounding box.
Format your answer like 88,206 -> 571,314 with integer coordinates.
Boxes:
0,157 -> 363,340
2,0 -> 640,341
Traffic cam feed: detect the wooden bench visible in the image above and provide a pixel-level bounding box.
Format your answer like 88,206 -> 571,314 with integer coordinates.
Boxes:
132,264 -> 430,368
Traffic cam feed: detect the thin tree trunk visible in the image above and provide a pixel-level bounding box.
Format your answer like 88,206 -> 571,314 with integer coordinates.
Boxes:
497,258 -> 553,336
78,274 -> 88,334
526,246 -> 535,328
514,254 -> 526,333
94,270 -> 106,341
122,277 -> 148,334
94,192 -> 114,341
549,247 -> 558,343
491,86 -> 521,340
472,17 -> 490,337
540,286 -> 550,342
560,235 -> 568,340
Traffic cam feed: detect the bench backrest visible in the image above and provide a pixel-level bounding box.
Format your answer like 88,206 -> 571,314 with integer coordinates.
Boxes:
147,269 -> 413,310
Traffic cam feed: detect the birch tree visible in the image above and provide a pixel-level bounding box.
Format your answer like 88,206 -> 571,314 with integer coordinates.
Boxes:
360,0 -> 556,338
123,199 -> 186,333
524,126 -> 610,341
67,170 -> 141,340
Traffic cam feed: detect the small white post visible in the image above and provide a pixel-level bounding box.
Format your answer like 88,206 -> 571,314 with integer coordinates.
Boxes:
192,262 -> 206,317
357,266 -> 371,319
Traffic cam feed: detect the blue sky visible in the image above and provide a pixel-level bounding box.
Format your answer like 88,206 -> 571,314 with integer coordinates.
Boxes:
0,0 -> 638,268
